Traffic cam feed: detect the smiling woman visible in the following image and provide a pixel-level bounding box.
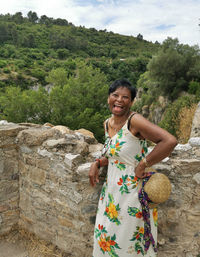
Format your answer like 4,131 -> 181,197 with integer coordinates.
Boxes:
89,78 -> 177,257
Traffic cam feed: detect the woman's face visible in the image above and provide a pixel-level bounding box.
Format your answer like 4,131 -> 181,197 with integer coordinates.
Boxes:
108,87 -> 133,116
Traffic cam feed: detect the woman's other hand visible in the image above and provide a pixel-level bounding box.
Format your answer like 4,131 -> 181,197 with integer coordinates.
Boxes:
134,161 -> 148,179
89,162 -> 99,187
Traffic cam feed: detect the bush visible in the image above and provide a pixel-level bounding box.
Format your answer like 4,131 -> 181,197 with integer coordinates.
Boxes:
188,81 -> 200,96
0,60 -> 7,68
3,67 -> 10,73
159,95 -> 198,139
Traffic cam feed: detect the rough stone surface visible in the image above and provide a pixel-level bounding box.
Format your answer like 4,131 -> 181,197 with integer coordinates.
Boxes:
189,137 -> 200,147
0,121 -> 200,257
190,102 -> 200,137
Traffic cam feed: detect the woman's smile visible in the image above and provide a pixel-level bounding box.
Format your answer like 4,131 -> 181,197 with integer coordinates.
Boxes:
108,87 -> 133,116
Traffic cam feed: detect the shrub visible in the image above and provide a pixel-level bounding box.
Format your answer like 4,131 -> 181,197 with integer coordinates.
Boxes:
159,95 -> 198,139
0,60 -> 7,68
176,104 -> 197,143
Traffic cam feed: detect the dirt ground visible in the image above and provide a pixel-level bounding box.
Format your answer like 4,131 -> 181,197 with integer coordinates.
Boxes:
0,228 -> 65,257
0,240 -> 28,257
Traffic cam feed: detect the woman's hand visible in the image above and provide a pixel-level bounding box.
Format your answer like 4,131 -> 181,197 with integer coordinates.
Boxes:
89,162 -> 99,187
134,161 -> 148,179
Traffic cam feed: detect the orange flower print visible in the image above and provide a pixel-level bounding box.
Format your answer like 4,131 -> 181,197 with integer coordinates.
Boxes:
109,139 -> 126,157
118,175 -> 139,194
110,148 -> 115,155
130,226 -> 144,255
104,194 -> 121,225
95,225 -> 121,256
115,142 -> 120,147
153,208 -> 158,227
117,178 -> 123,186
108,203 -> 118,219
133,176 -> 138,182
98,235 -> 111,252
139,227 -> 144,234
128,207 -> 143,219
135,212 -> 142,219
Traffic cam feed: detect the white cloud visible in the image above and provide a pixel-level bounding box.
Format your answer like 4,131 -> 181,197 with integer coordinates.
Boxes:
1,0 -> 199,46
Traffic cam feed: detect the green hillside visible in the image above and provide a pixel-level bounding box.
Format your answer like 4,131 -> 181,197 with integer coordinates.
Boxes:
0,12 -> 199,142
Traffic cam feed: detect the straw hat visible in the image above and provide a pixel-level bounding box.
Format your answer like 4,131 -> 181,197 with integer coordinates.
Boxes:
139,171 -> 172,208
145,173 -> 171,203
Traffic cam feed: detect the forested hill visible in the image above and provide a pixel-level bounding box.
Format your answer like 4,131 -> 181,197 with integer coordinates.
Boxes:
0,12 -> 200,143
0,12 -> 160,89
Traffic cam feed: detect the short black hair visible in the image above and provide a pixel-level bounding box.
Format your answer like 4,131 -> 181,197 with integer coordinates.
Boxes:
108,79 -> 137,101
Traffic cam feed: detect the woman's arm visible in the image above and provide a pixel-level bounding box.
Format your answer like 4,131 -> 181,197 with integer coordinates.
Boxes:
89,156 -> 108,187
130,114 -> 178,178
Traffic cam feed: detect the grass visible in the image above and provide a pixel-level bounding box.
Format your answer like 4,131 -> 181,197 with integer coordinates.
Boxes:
176,103 -> 198,144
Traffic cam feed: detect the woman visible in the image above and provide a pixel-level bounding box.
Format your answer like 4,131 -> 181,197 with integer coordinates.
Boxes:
89,79 -> 177,256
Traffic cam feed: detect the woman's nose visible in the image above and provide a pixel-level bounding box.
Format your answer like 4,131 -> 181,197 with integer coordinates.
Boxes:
116,95 -> 123,101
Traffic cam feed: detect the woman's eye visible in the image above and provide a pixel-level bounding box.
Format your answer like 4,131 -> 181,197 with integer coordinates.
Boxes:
112,94 -> 118,97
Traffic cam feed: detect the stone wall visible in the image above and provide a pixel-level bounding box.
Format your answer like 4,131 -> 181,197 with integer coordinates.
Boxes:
0,121 -> 200,256
0,123 -> 26,235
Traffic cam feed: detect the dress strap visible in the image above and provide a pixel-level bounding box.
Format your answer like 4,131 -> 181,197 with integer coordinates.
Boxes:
127,112 -> 137,130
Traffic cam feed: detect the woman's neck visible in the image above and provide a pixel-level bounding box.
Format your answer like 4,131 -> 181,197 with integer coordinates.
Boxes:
111,111 -> 131,124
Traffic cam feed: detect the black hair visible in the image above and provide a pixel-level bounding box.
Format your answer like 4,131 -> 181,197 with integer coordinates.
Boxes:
108,79 -> 137,101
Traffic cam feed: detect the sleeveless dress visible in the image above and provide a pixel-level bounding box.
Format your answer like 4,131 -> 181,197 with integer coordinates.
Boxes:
93,115 -> 157,257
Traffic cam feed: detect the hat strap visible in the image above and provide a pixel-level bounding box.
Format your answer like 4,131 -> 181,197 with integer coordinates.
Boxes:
138,172 -> 157,254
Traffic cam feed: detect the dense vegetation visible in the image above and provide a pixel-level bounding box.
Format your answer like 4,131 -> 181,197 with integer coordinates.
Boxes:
0,12 -> 200,142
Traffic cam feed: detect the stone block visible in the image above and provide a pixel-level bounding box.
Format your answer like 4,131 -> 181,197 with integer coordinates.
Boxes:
174,143 -> 192,152
58,216 -> 74,228
36,158 -> 50,170
37,148 -> 53,158
52,125 -> 70,134
64,153 -> 82,169
17,127 -> 55,146
0,181 -> 19,201
29,167 -> 46,185
189,137 -> 200,147
76,162 -> 92,179
43,138 -> 67,148
19,145 -> 32,154
193,172 -> 200,184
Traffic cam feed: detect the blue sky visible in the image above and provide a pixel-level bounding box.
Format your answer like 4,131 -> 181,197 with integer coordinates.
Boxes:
1,0 -> 200,46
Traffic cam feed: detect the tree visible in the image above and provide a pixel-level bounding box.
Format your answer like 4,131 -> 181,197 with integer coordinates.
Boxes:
27,11 -> 38,23
147,37 -> 200,99
49,62 -> 109,141
137,33 -> 143,40
12,12 -> 23,24
46,68 -> 69,87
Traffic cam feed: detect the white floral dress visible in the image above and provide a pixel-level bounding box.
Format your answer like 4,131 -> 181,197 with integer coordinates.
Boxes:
93,116 -> 157,257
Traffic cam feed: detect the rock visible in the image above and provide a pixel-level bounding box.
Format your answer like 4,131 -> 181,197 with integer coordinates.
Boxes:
190,102 -> 200,137
189,137 -> 200,147
29,167 -> 46,185
43,122 -> 54,127
52,125 -> 70,134
193,173 -> 200,184
75,128 -> 94,138
76,162 -> 92,178
64,153 -> 82,169
142,105 -> 149,118
43,138 -> 67,148
17,127 -> 55,146
174,143 -> 192,152
37,148 -> 53,158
